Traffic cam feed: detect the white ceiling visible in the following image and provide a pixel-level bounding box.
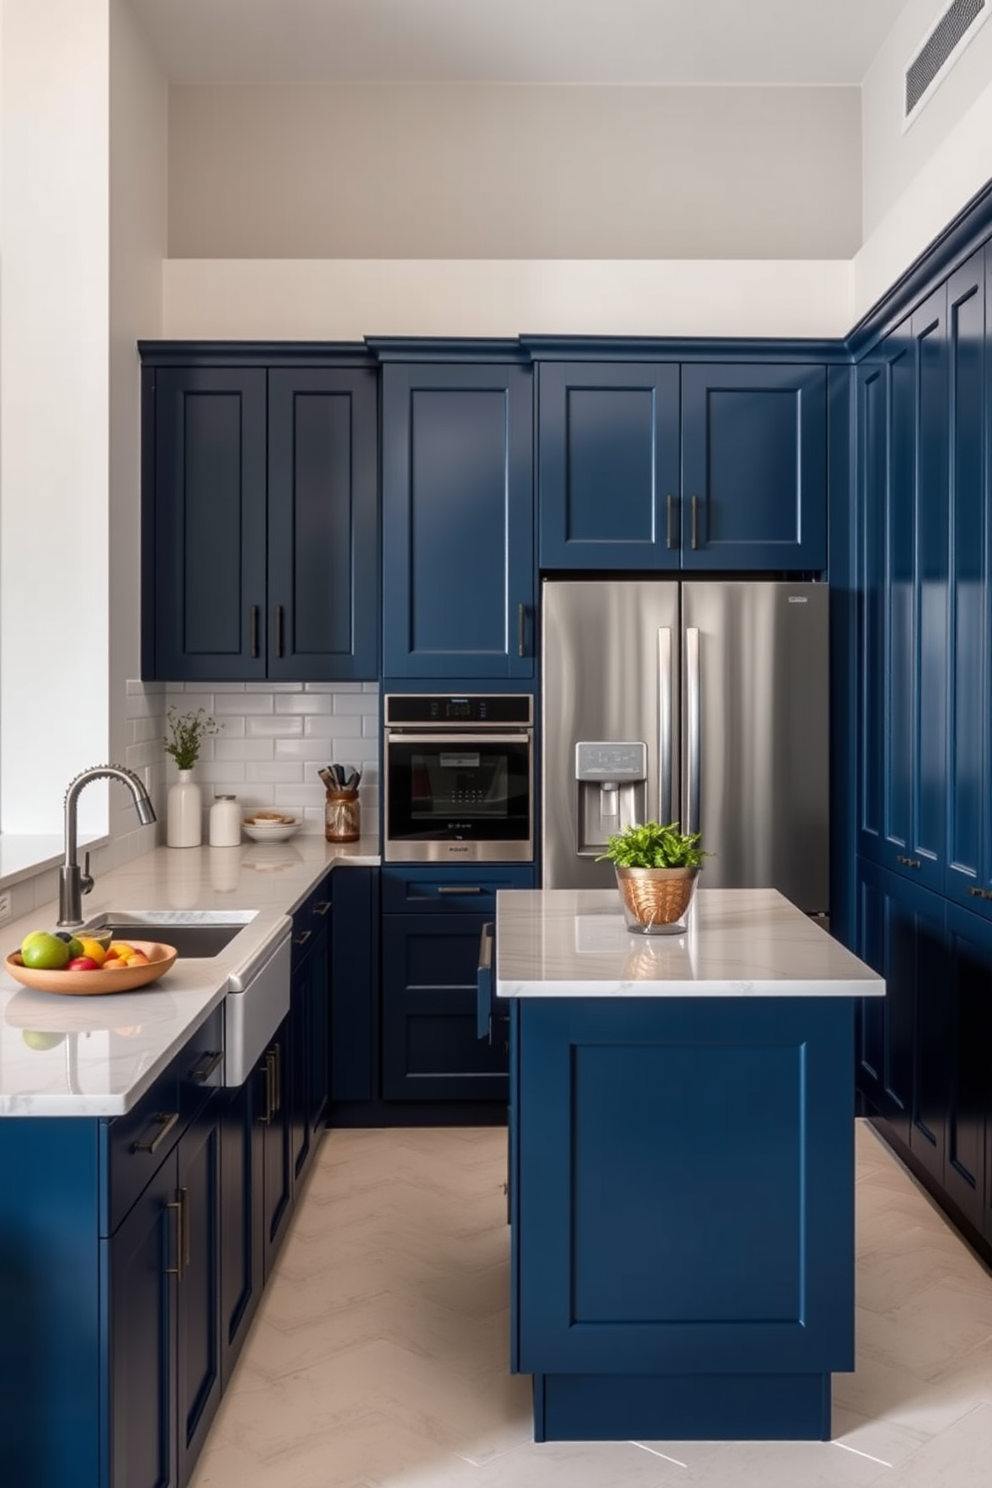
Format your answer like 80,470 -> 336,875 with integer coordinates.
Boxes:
128,0 -> 910,86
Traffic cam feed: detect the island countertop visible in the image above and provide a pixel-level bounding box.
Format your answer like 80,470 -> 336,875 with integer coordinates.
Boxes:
0,836 -> 379,1116
495,887 -> 885,999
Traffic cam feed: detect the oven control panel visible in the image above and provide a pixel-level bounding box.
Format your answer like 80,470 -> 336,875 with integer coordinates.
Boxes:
385,694 -> 533,726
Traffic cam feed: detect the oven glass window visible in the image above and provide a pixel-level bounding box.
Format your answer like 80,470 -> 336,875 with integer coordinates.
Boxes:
388,739 -> 531,843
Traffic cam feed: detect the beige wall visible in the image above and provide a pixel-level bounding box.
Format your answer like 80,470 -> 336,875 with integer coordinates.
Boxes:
1,0 -> 110,836
862,0 -> 992,238
168,83 -> 861,261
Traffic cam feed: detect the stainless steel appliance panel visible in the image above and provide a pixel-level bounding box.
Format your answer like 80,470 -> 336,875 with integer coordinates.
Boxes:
682,581 -> 829,912
542,579 -> 680,890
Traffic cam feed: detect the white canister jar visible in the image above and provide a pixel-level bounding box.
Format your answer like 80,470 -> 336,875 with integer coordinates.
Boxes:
209,794 -> 241,847
167,770 -> 203,848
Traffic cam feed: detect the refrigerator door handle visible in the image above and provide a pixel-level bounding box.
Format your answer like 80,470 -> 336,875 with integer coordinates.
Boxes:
658,627 -> 673,824
686,626 -> 701,836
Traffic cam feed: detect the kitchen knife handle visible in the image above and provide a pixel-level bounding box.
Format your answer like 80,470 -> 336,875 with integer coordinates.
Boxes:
275,605 -> 284,659
691,494 -> 699,550
250,605 -> 260,659
517,603 -> 526,657
686,626 -> 701,837
658,628 -> 673,825
666,494 -> 677,549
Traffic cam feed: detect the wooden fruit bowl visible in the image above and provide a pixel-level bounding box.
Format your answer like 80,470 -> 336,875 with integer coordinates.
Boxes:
4,941 -> 178,996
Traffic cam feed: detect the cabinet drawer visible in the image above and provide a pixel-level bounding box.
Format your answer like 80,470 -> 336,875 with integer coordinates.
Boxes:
291,877 -> 333,969
103,1064 -> 182,1236
382,865 -> 535,915
178,1006 -> 225,1121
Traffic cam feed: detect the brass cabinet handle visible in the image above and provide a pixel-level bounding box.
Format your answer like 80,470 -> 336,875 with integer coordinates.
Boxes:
275,605 -> 285,659
272,1042 -> 282,1114
313,900 -> 332,917
691,494 -> 700,550
165,1188 -> 190,1278
259,1055 -> 274,1124
967,886 -> 992,900
132,1110 -> 179,1155
250,605 -> 260,659
517,603 -> 526,658
896,854 -> 922,869
437,885 -> 484,895
293,928 -> 312,948
187,1049 -> 223,1083
666,494 -> 677,549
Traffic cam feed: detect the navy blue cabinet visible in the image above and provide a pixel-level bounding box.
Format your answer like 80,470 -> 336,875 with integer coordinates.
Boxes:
218,1076 -> 263,1388
380,866 -> 534,1101
510,993 -> 855,1440
538,362 -> 680,569
290,881 -> 332,1182
381,364 -> 534,679
539,361 -> 827,572
143,359 -> 379,682
855,857 -> 992,1254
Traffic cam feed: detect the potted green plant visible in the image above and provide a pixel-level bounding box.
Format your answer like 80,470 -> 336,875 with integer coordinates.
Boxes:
163,707 -> 220,848
597,820 -> 709,933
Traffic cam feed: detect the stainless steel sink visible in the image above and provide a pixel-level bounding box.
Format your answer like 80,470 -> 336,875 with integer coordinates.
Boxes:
80,909 -> 258,959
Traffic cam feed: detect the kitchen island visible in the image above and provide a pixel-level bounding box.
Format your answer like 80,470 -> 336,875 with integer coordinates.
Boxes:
493,887 -> 884,1443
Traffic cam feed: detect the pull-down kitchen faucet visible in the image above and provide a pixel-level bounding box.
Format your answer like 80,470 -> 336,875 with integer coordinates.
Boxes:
58,765 -> 157,927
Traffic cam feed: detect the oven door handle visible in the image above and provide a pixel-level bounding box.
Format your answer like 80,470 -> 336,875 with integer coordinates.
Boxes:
383,733 -> 533,746
477,922 -> 495,1041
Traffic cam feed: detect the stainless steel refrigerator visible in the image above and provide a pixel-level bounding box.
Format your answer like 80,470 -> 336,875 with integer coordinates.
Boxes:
541,578 -> 829,912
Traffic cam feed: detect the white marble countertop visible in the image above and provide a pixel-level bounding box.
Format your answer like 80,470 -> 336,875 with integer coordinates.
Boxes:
0,836 -> 379,1117
495,888 -> 885,999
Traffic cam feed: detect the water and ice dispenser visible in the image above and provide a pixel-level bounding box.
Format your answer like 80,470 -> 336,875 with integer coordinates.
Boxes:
574,741 -> 647,856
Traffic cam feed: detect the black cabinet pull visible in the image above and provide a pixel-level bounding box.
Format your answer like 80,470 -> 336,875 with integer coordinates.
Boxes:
293,928 -> 312,947
691,494 -> 700,550
165,1194 -> 184,1279
518,603 -> 526,657
896,854 -> 922,869
437,885 -> 484,895
272,1042 -> 282,1113
666,494 -> 677,549
187,1049 -> 223,1083
275,605 -> 285,658
132,1110 -> 179,1155
250,605 -> 260,659
313,900 -> 332,917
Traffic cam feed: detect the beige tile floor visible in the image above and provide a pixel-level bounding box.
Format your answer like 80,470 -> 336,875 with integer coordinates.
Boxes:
190,1120 -> 992,1488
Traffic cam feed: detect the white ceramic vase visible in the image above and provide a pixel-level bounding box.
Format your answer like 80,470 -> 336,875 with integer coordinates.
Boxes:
167,769 -> 203,848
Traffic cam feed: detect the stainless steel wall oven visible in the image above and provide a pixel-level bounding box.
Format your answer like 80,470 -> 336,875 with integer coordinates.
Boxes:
383,694 -> 534,863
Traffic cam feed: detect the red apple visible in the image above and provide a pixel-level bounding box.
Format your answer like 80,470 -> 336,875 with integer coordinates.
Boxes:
66,956 -> 100,971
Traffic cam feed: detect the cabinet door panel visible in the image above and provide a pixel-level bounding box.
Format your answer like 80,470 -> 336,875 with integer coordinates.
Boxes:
218,1081 -> 263,1389
176,1108 -> 222,1488
267,368 -> 379,681
110,1158 -> 177,1488
681,365 -> 826,570
382,365 -> 533,679
152,367 -> 267,681
856,357 -> 888,858
260,1021 -> 293,1280
886,332 -> 916,863
945,250 -> 990,913
943,906 -> 992,1235
381,914 -> 509,1100
538,362 -> 681,569
911,287 -> 949,890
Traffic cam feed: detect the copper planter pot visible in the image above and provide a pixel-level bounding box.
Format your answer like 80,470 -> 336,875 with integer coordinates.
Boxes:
615,865 -> 699,935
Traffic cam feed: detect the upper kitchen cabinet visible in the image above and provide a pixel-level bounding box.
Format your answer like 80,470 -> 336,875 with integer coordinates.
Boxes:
141,355 -> 379,682
538,360 -> 827,572
380,362 -> 534,680
538,362 -> 681,569
855,253 -> 992,911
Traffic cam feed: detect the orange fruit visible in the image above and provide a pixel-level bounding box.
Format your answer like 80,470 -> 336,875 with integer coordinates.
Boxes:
75,936 -> 107,967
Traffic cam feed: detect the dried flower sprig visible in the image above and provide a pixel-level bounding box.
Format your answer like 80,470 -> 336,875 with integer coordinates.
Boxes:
163,707 -> 221,771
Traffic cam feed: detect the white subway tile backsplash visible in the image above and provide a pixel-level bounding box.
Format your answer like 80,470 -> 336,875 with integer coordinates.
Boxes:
246,681 -> 304,694
247,714 -> 304,738
273,738 -> 324,761
332,693 -> 379,714
215,738 -> 275,762
305,680 -> 361,693
245,761 -> 303,783
214,692 -> 274,715
274,693 -> 338,715
304,714 -> 361,739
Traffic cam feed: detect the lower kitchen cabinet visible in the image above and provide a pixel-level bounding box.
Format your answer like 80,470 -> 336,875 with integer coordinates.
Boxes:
110,1097 -> 223,1488
856,856 -> 992,1259
380,866 -> 535,1103
290,881 -> 332,1183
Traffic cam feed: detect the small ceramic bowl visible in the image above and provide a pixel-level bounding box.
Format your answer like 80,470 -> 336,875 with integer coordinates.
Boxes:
242,816 -> 301,843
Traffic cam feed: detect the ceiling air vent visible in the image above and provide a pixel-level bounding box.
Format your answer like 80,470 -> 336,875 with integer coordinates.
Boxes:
904,0 -> 990,127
